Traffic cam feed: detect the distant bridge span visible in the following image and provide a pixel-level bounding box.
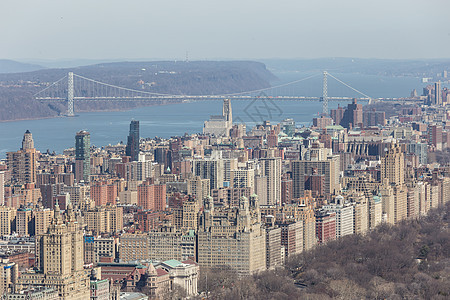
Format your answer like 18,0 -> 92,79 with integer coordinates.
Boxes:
34,71 -> 418,117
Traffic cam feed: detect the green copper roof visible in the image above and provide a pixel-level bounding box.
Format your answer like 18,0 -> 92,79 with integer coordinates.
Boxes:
326,125 -> 345,130
163,259 -> 183,268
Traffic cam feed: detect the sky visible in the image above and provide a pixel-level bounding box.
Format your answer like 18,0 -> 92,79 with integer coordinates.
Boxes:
1,0 -> 450,61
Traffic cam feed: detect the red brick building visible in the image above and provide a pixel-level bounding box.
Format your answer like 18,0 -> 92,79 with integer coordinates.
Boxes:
315,210 -> 336,244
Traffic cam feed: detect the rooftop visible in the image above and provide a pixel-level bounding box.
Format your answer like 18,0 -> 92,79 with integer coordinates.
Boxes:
120,292 -> 148,300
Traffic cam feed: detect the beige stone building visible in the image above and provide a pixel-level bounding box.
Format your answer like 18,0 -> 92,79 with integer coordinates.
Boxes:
259,157 -> 281,205
230,168 -> 255,194
34,208 -> 53,236
63,184 -> 90,209
6,131 -> 37,184
197,195 -> 266,275
181,197 -> 200,231
16,208 -> 32,236
84,205 -> 123,235
297,197 -> 317,251
0,206 -> 16,236
381,142 -> 405,186
348,192 -> 369,235
0,258 -> 18,296
380,143 -> 408,224
19,204 -> 90,299
119,228 -> 196,263
186,176 -> 210,201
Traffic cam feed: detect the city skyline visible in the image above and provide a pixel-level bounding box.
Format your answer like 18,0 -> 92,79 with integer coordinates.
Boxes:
1,1 -> 449,297
1,95 -> 450,298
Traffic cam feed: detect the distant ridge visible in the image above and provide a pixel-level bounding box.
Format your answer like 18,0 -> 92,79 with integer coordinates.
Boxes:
0,59 -> 45,74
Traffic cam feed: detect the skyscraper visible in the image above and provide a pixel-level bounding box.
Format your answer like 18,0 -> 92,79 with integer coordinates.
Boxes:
381,142 -> 405,186
19,204 -> 90,299
380,142 -> 407,224
203,99 -> 233,136
435,81 -> 442,105
22,130 -> 34,150
75,131 -> 90,183
223,98 -> 232,124
6,130 -> 37,184
259,157 -> 281,205
192,158 -> 224,190
126,120 -> 140,161
292,155 -> 340,198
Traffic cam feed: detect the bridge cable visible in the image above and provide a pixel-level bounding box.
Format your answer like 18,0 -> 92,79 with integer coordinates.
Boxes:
71,73 -> 320,98
327,73 -> 372,99
72,74 -> 184,97
33,75 -> 67,97
215,73 -> 320,97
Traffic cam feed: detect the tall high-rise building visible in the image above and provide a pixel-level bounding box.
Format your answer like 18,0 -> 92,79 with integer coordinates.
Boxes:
84,205 -> 123,235
192,158 -> 224,190
363,110 -> 386,127
34,208 -> 53,236
75,131 -> 90,183
259,157 -> 281,205
187,176 -> 210,202
137,180 -> 167,211
0,258 -> 18,296
203,99 -> 233,136
381,142 -> 405,186
0,206 -> 16,236
125,120 -> 140,161
380,142 -> 408,224
315,210 -> 336,244
19,204 -> 90,299
428,125 -> 443,151
297,194 -> 316,251
435,81 -> 442,105
330,105 -> 345,126
223,98 -> 232,124
265,227 -> 283,269
408,142 -> 428,165
230,168 -> 255,194
21,130 -> 34,150
279,221 -> 303,257
6,131 -> 37,184
292,155 -> 340,198
323,196 -> 354,238
91,182 -> 118,206
16,208 -> 32,236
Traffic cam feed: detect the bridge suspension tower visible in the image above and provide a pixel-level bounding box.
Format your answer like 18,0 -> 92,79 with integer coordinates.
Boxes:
67,72 -> 74,117
322,71 -> 328,115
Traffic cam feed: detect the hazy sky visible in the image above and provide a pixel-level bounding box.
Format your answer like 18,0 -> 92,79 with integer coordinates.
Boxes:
1,0 -> 449,61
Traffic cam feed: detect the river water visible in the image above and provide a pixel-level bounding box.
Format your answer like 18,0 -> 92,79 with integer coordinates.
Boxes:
0,71 -> 429,158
